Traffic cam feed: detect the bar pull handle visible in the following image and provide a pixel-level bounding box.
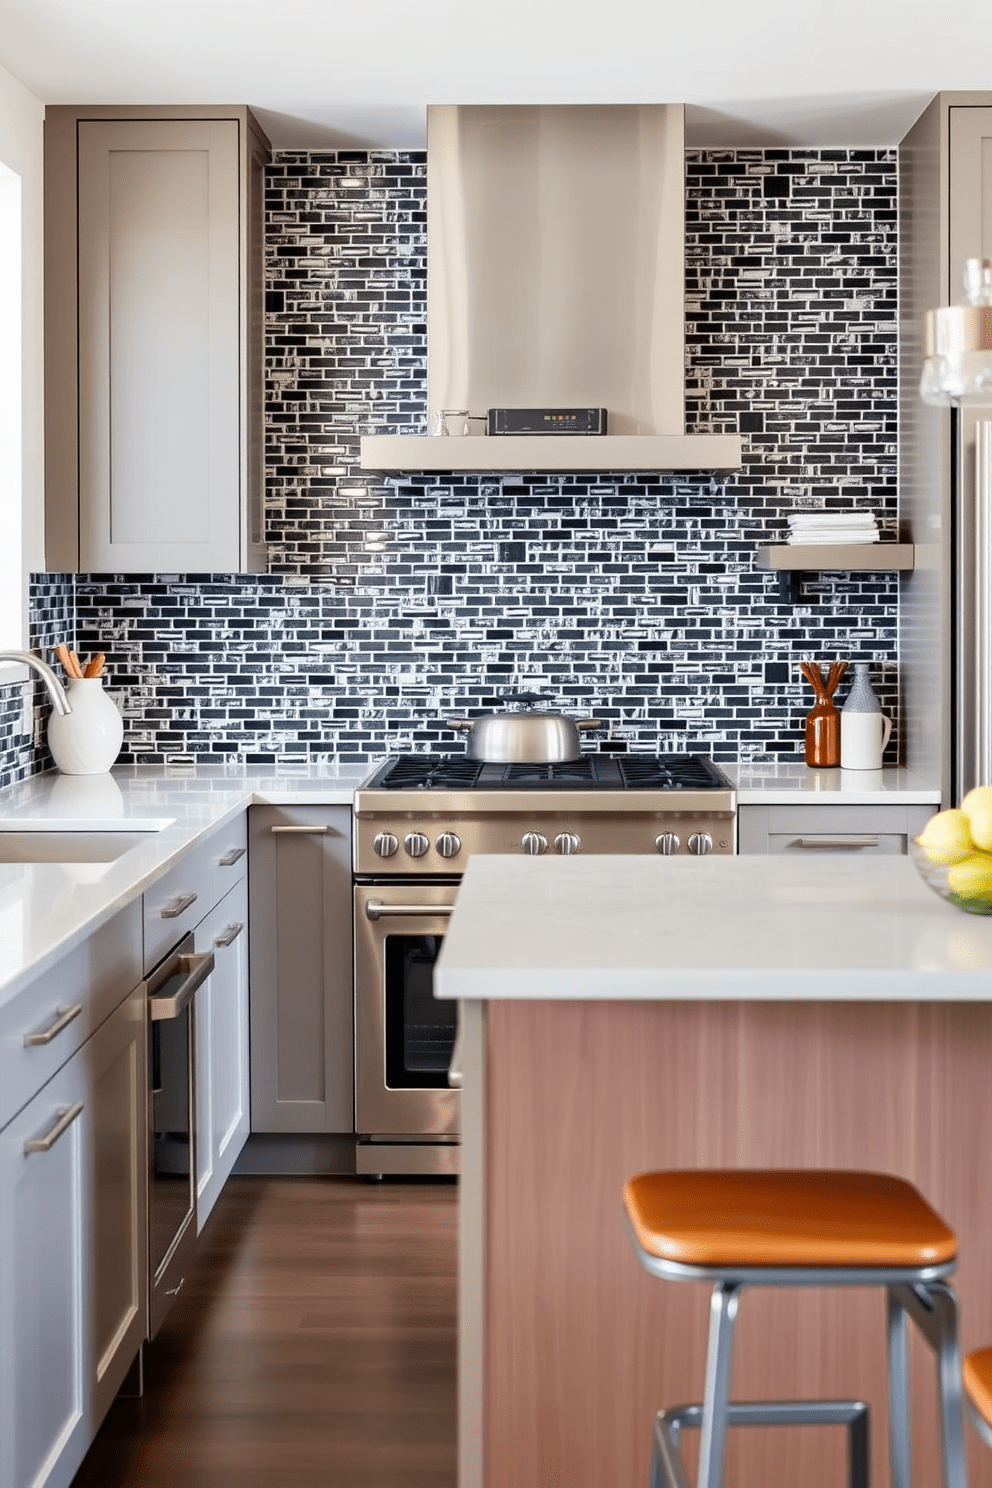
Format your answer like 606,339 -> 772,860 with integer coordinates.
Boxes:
448,1003 -> 464,1089
218,846 -> 246,866
365,900 -> 454,921
161,891 -> 198,919
214,922 -> 244,949
794,836 -> 880,850
24,1101 -> 84,1154
23,1002 -> 83,1047
149,951 -> 215,1021
270,824 -> 331,835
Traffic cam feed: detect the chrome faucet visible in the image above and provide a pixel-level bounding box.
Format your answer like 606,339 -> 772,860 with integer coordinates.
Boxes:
0,650 -> 72,716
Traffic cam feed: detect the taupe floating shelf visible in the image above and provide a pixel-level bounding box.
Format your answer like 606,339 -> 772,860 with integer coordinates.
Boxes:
756,543 -> 916,602
359,433 -> 743,473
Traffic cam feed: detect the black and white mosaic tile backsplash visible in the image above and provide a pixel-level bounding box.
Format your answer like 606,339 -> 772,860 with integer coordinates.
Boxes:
5,147 -> 898,782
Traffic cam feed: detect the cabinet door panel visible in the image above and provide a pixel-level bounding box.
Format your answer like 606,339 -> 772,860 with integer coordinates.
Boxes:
77,119 -> 240,571
949,106 -> 992,292
195,878 -> 249,1230
249,807 -> 353,1133
0,1058 -> 88,1488
87,988 -> 147,1426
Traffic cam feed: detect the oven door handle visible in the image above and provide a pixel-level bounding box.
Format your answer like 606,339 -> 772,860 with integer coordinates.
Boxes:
365,900 -> 454,921
148,951 -> 215,1021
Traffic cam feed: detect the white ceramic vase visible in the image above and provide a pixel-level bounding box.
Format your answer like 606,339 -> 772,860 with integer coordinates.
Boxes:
840,663 -> 892,770
47,676 -> 124,775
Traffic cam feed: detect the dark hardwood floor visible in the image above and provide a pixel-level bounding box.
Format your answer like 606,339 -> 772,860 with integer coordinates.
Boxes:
72,1176 -> 458,1488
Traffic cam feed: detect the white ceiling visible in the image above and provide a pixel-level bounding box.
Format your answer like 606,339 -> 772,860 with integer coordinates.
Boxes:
0,0 -> 988,150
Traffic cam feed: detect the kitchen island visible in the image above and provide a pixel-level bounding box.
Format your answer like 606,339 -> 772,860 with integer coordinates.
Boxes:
435,855 -> 992,1488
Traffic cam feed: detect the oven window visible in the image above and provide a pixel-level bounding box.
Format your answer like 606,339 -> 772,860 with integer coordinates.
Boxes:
384,934 -> 458,1089
150,1012 -> 194,1277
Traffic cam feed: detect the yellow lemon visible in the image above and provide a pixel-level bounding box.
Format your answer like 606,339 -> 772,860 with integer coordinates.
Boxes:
946,851 -> 992,904
966,802 -> 992,852
916,808 -> 974,865
961,784 -> 992,819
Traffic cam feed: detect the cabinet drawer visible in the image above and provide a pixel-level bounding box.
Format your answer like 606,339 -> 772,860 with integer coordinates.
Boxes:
143,837 -> 217,973
0,900 -> 142,1131
143,814 -> 249,973
738,804 -> 933,856
206,812 -> 248,906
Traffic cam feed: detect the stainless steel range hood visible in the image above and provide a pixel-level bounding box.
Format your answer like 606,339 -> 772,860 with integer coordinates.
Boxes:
360,104 -> 741,473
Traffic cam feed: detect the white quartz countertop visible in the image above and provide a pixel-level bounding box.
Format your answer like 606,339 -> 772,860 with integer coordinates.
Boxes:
434,855 -> 992,1002
726,760 -> 940,805
0,763 -> 369,1003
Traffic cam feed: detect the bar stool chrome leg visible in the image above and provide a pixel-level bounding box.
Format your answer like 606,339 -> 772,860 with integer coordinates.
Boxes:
697,1284 -> 740,1488
650,1399 -> 870,1488
890,1282 -> 968,1488
887,1289 -> 913,1488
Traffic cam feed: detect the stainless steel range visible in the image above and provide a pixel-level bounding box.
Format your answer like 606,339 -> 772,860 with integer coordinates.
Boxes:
353,753 -> 736,1177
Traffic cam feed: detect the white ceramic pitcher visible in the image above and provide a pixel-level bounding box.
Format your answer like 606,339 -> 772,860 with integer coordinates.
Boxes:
840,664 -> 892,770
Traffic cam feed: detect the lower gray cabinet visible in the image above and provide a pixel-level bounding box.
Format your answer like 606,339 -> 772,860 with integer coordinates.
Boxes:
248,807 -> 353,1132
738,803 -> 934,856
0,982 -> 146,1488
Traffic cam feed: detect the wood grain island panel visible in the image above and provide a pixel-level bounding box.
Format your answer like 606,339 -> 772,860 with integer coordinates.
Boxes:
484,998 -> 992,1488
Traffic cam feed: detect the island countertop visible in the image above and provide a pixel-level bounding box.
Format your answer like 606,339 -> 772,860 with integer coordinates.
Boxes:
434,853 -> 992,1002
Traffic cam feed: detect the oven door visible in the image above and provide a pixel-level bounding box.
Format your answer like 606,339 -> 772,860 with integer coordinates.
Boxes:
354,881 -> 459,1138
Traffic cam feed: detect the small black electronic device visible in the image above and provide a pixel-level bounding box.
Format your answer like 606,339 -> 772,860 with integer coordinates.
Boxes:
487,407 -> 608,436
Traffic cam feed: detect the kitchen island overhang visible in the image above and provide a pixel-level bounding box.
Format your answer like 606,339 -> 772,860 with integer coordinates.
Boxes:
434,853 -> 992,1004
437,854 -> 992,1488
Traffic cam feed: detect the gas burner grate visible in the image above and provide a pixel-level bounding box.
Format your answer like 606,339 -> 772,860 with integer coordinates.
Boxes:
375,755 -> 484,790
618,756 -> 730,790
369,753 -> 730,792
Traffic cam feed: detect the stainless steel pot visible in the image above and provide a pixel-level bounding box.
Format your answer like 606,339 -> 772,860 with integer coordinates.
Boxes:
448,693 -> 603,763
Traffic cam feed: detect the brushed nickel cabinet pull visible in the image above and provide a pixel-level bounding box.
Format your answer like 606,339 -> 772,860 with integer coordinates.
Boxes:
161,891 -> 198,919
218,846 -> 246,866
795,836 -> 881,850
270,824 -> 330,835
24,1101 -> 84,1154
214,922 -> 244,948
23,1002 -> 83,1047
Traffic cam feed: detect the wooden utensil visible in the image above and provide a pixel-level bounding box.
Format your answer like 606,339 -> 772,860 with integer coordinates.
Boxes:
55,643 -> 82,678
83,652 -> 106,678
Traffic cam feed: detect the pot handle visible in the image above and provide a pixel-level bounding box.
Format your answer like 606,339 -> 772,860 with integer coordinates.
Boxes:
447,718 -> 473,730
576,718 -> 604,730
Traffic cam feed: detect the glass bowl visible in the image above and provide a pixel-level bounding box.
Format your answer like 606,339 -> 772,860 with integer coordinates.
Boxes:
910,837 -> 992,915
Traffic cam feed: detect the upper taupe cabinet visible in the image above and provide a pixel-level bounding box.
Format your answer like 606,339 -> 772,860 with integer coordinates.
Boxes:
44,106 -> 270,573
899,92 -> 992,802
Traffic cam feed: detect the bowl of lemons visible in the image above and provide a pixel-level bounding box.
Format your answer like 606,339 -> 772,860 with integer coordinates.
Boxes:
911,786 -> 992,915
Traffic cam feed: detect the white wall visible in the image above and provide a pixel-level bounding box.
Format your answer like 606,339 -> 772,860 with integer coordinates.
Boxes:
0,59 -> 44,587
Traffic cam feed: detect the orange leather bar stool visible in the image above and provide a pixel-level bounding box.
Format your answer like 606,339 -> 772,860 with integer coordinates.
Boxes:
623,1169 -> 967,1488
963,1348 -> 992,1449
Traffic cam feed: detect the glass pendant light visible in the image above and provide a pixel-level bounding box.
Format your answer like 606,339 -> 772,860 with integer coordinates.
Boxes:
920,257 -> 992,405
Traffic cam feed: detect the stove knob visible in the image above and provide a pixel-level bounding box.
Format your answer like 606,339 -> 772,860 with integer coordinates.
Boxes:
404,832 -> 430,858
554,832 -> 581,856
655,832 -> 681,855
372,832 -> 399,858
688,832 -> 713,856
435,831 -> 462,860
520,832 -> 548,856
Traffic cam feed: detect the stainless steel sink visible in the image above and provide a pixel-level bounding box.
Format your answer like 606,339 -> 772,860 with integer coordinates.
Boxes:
0,831 -> 153,864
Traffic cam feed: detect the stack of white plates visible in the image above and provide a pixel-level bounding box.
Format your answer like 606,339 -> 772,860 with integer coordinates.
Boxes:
785,511 -> 880,544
